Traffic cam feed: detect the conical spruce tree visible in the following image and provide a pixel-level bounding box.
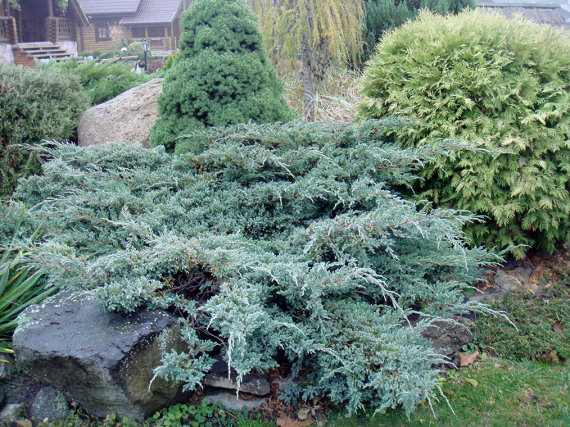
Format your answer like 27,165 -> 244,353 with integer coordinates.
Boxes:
150,0 -> 295,151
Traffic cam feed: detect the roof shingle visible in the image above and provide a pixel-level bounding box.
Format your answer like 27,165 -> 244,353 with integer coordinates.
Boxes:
120,0 -> 182,25
77,0 -> 141,17
477,2 -> 570,27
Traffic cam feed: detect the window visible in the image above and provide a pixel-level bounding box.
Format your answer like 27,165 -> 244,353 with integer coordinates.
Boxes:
148,26 -> 163,38
132,27 -> 145,39
95,24 -> 111,42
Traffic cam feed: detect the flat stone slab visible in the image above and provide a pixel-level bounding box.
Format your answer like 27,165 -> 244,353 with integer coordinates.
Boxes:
203,355 -> 270,396
203,392 -> 268,411
13,291 -> 187,421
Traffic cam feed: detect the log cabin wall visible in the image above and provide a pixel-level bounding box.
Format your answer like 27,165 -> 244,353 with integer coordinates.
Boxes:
79,19 -> 130,52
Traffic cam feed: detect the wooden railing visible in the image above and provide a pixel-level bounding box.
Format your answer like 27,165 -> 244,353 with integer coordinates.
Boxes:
0,16 -> 17,44
46,17 -> 74,43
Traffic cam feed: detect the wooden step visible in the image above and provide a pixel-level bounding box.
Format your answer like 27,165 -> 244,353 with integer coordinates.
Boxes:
21,47 -> 66,53
13,43 -> 73,67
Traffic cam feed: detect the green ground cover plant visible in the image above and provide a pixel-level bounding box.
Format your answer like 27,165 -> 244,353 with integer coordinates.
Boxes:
52,59 -> 151,105
359,10 -> 570,258
6,120 -> 501,415
48,399 -> 270,426
329,356 -> 570,426
0,65 -> 89,197
150,0 -> 295,151
473,284 -> 569,362
473,253 -> 570,362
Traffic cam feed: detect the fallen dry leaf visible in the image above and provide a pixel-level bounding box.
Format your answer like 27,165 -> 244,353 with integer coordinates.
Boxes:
459,350 -> 480,367
276,417 -> 312,427
539,350 -> 562,364
552,320 -> 563,332
15,420 -> 32,427
465,377 -> 479,386
297,408 -> 310,420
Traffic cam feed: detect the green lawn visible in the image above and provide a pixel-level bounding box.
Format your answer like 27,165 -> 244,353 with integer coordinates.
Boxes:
328,356 -> 569,426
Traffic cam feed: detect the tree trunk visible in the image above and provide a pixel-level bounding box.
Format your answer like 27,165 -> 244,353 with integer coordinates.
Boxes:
301,31 -> 314,121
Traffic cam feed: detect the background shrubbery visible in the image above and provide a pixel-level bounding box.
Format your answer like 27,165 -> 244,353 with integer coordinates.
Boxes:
362,0 -> 474,63
0,65 -> 89,197
150,0 -> 295,151
54,59 -> 151,105
360,10 -> 570,258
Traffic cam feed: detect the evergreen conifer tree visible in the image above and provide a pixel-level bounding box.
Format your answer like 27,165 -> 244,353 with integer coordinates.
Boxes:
362,0 -> 474,63
150,0 -> 295,151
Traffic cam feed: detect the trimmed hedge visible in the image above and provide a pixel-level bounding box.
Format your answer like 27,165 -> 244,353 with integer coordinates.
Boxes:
359,11 -> 570,258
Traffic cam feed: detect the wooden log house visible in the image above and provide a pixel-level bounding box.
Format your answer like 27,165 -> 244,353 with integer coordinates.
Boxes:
0,0 -> 192,66
77,0 -> 192,55
0,0 -> 88,66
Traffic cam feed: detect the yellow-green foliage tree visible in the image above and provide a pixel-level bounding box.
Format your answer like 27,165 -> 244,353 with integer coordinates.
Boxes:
359,11 -> 570,258
248,0 -> 364,120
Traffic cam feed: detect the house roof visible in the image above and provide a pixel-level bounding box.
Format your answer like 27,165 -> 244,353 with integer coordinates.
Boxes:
120,0 -> 182,25
77,0 -> 141,17
66,0 -> 89,25
477,1 -> 570,27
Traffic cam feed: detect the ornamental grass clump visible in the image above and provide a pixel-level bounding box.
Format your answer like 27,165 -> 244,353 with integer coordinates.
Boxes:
149,0 -> 295,151
359,10 -> 570,258
9,120 -> 500,415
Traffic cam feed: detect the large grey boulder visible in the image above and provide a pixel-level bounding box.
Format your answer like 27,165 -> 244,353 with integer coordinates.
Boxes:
13,291 -> 187,421
78,78 -> 163,148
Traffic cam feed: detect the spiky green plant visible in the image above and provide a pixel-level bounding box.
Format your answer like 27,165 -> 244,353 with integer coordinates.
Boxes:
0,249 -> 55,352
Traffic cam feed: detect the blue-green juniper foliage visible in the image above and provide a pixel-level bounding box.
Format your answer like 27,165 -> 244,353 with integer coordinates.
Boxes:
6,120 -> 500,414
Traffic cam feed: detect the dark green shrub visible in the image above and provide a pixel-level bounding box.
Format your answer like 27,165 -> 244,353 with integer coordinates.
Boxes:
0,65 -> 89,197
11,120 -> 501,415
55,59 -> 151,105
362,0 -> 474,63
359,11 -> 570,258
149,0 -> 295,151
